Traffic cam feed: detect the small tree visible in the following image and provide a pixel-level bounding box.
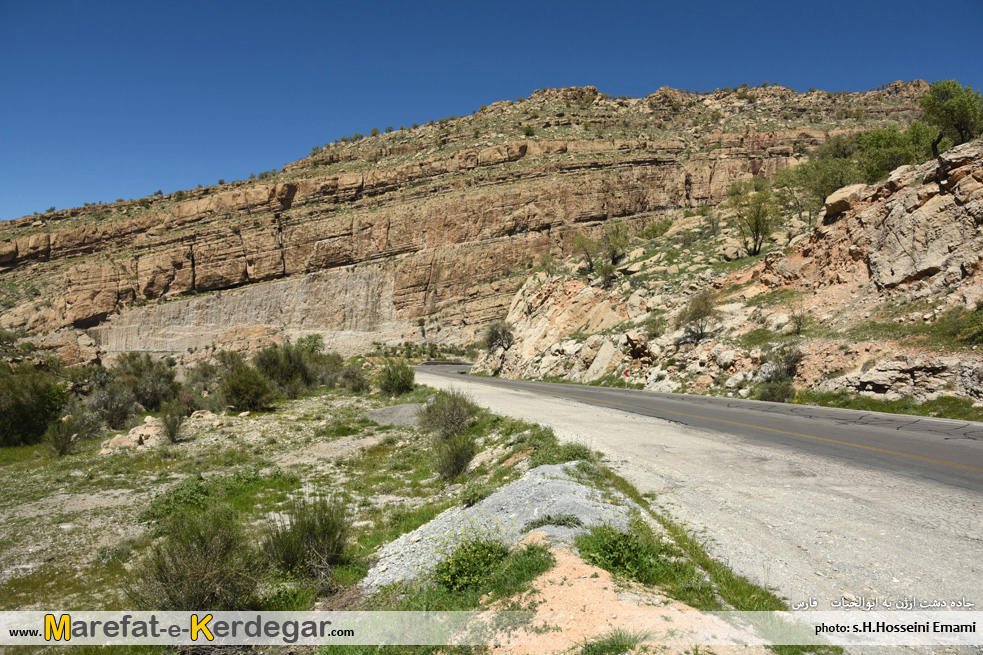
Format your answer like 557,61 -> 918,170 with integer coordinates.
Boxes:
675,290 -> 720,341
573,234 -> 602,272
603,220 -> 630,264
920,79 -> 983,156
727,179 -> 780,256
483,321 -> 514,352
597,261 -> 617,288
160,399 -> 187,443
540,252 -> 558,276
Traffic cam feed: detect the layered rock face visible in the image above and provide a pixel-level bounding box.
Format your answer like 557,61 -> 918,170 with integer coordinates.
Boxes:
0,83 -> 925,360
477,138 -> 983,403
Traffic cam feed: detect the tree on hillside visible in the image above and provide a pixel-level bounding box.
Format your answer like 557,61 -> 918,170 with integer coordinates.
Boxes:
675,290 -> 720,342
574,234 -> 602,272
920,79 -> 983,156
483,321 -> 514,352
602,220 -> 631,264
727,179 -> 780,256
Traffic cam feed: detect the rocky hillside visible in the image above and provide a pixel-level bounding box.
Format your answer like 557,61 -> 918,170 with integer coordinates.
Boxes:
475,139 -> 983,404
0,82 -> 927,364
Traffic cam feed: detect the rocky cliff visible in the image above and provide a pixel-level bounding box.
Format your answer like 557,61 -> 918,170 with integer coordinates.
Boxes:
475,138 -> 983,404
0,82 -> 927,362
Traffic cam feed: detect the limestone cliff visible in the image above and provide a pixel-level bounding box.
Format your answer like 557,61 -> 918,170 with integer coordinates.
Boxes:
475,138 -> 983,404
0,82 -> 927,361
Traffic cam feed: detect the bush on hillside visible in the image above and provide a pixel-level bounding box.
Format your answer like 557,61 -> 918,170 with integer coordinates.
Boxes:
45,402 -> 100,457
220,362 -> 274,412
264,495 -> 351,579
340,364 -> 369,392
418,390 -> 479,440
0,365 -> 68,447
482,321 -> 514,352
160,399 -> 188,443
88,381 -> 138,429
127,505 -> 260,610
377,358 -> 415,396
435,434 -> 478,480
112,353 -> 178,411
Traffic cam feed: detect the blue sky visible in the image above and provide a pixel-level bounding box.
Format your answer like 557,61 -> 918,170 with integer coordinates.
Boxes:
1,0 -> 981,222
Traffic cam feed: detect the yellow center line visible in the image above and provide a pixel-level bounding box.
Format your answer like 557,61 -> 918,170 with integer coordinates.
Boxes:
460,375 -> 983,473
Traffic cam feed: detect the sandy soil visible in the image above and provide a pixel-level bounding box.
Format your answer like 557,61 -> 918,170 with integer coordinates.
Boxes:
489,533 -> 770,654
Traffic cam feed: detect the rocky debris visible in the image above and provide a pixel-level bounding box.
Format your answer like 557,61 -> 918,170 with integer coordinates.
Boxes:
359,463 -> 639,593
22,329 -> 100,366
363,403 -> 424,428
823,183 -> 867,219
100,416 -> 162,454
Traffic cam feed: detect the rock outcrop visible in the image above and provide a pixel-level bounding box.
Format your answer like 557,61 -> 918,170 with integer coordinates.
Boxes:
480,138 -> 983,404
0,83 -> 927,362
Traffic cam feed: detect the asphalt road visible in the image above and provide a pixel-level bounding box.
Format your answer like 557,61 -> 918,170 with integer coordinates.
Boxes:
418,363 -> 983,493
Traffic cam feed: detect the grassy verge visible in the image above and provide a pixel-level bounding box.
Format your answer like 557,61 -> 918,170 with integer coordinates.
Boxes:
794,389 -> 983,422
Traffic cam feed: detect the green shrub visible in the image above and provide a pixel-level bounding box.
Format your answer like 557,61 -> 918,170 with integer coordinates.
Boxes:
88,381 -> 137,429
220,362 -> 274,411
95,542 -> 134,567
435,434 -> 477,480
113,352 -> 178,411
418,390 -> 479,439
529,441 -> 595,467
644,314 -> 668,339
264,495 -> 351,578
638,218 -> 672,240
460,480 -> 493,507
127,505 -> 259,610
44,402 -> 100,457
183,360 -> 224,411
575,524 -> 697,595
432,539 -> 509,592
756,379 -> 796,403
377,358 -> 415,396
0,366 -> 68,447
675,290 -> 721,342
764,343 -> 803,382
253,343 -> 316,397
160,399 -> 187,443
340,364 -> 369,392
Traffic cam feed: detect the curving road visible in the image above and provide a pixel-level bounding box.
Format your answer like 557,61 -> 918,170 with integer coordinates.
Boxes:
418,363 -> 983,492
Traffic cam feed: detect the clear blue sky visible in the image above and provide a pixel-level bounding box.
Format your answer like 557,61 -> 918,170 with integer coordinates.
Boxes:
2,0 -> 981,222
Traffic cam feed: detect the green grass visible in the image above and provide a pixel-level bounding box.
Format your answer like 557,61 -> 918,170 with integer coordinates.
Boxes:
846,305 -> 983,351
523,513 -> 585,531
737,327 -> 787,349
369,542 -> 555,612
139,467 -> 300,524
578,627 -> 651,655
795,390 -> 983,422
744,288 -> 805,308
576,522 -> 715,609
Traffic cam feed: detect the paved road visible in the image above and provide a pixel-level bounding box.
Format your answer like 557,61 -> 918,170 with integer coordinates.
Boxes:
419,364 -> 983,492
416,367 -> 983,647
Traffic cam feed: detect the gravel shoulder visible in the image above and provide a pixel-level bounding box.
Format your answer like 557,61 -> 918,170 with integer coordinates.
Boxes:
417,372 -> 983,611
